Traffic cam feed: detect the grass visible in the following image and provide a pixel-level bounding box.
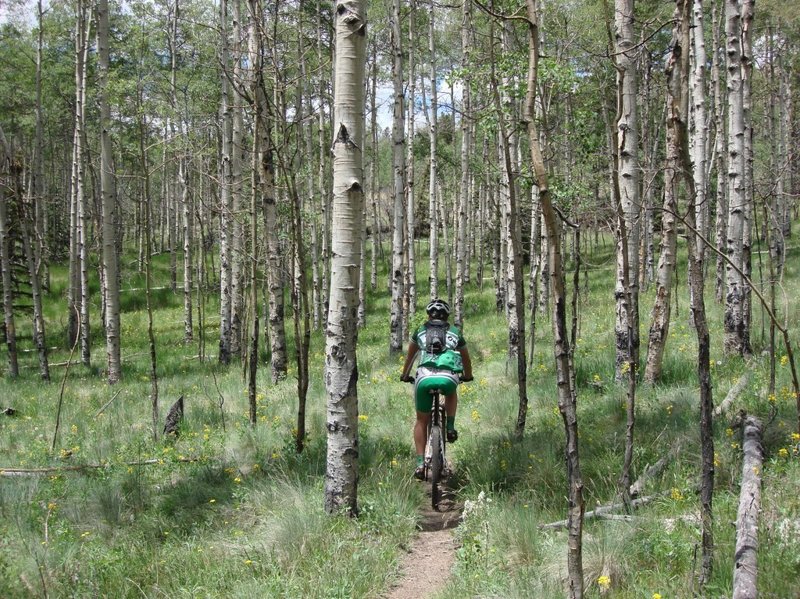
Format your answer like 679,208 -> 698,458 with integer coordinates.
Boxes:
1,234 -> 800,597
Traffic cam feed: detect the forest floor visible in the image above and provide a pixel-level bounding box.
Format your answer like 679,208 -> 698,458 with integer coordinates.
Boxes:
386,474 -> 462,599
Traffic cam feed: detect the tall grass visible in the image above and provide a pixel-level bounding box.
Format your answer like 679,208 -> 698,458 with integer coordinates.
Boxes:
1,236 -> 799,597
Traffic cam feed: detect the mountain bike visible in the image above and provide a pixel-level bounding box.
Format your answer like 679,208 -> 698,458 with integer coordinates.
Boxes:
406,377 -> 450,510
425,385 -> 447,510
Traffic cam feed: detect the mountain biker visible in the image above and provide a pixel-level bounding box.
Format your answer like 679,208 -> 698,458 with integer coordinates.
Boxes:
400,298 -> 473,480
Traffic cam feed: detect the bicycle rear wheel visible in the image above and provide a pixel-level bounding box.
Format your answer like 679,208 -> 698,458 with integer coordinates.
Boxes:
429,426 -> 443,508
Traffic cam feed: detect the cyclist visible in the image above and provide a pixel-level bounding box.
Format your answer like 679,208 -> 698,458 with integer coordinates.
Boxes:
400,298 -> 473,480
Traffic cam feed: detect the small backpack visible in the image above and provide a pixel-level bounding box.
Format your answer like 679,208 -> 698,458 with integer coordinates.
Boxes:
424,319 -> 449,354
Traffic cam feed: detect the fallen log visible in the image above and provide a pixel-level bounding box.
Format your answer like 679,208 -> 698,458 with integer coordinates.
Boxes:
714,373 -> 749,418
0,456 -> 198,477
540,494 -> 662,530
732,415 -> 763,599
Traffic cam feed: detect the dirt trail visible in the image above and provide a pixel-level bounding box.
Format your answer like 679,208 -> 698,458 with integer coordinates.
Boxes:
385,483 -> 462,599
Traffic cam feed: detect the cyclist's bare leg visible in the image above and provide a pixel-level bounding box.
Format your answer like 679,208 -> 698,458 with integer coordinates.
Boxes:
445,392 -> 458,419
414,411 -> 431,457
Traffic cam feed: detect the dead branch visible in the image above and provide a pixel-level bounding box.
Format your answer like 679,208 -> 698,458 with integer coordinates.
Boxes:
94,390 -> 122,419
629,443 -> 680,498
714,373 -> 750,418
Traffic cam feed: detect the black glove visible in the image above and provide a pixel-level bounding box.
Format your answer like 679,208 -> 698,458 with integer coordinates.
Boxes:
461,375 -> 474,382
400,374 -> 413,383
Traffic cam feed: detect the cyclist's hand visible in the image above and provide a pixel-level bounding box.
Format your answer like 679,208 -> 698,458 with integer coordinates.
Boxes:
400,374 -> 413,383
461,375 -> 474,383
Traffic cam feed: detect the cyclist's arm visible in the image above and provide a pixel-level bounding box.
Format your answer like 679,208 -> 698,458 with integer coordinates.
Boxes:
400,341 -> 420,380
459,346 -> 473,381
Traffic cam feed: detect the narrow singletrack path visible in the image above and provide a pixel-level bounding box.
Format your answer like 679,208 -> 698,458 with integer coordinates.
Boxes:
385,477 -> 462,599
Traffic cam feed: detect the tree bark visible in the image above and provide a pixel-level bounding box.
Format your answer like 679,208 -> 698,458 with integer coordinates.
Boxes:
325,0 -> 366,516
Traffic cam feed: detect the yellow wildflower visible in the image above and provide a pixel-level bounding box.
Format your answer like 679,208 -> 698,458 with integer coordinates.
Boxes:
597,575 -> 611,589
653,594 -> 663,599
778,448 -> 789,458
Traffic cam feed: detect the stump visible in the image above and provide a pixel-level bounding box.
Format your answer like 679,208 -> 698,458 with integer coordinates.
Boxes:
163,396 -> 184,438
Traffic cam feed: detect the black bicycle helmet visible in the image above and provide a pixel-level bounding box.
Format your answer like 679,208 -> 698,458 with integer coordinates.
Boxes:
426,298 -> 451,320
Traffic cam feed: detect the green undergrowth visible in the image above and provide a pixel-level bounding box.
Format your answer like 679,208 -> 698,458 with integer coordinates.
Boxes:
2,238 -> 800,597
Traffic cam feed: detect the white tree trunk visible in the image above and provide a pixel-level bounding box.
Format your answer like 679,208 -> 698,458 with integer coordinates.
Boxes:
97,0 -> 122,384
218,0 -> 234,364
405,0 -> 417,323
613,0 -> 641,381
389,0 -> 405,353
369,42 -> 379,293
712,0 -> 728,304
0,130 -> 19,378
691,0 -> 709,262
644,3 -> 689,384
230,0 -> 246,358
428,14 -> 440,303
455,0 -> 472,329
724,0 -> 747,356
325,0 -> 366,516
524,1 -> 583,593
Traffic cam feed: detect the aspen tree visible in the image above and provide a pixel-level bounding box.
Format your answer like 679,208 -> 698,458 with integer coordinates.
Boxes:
724,0 -> 748,356
389,0 -> 405,354
369,41 -> 379,293
218,0 -> 234,365
712,0 -> 728,304
97,0 -> 122,384
740,0 -> 754,353
613,0 -> 641,382
523,1 -> 583,594
230,0 -> 246,358
644,0 -> 688,383
454,0 -> 472,330
428,4 -> 440,303
0,128 -> 19,378
405,0 -> 417,326
325,0 -> 366,516
21,185 -> 49,381
168,0 -> 193,344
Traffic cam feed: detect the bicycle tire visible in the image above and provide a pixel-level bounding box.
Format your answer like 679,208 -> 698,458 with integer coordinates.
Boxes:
430,426 -> 443,508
